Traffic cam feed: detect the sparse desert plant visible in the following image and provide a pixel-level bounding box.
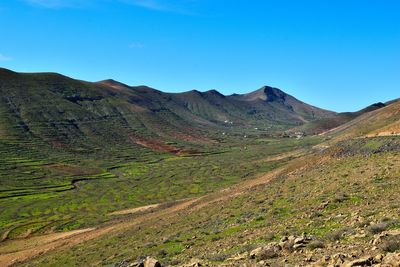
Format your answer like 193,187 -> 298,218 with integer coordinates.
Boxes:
307,240 -> 325,250
211,236 -> 221,241
310,211 -> 323,219
381,218 -> 399,227
325,228 -> 351,241
368,223 -> 389,235
158,249 -> 168,257
264,232 -> 275,241
333,194 -> 349,203
381,217 -> 392,222
256,246 -> 280,259
354,219 -> 371,228
255,216 -> 265,221
206,252 -> 229,262
379,235 -> 400,252
169,258 -> 181,265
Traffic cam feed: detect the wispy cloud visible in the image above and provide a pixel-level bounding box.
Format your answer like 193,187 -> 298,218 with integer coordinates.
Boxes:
0,53 -> 12,61
23,0 -> 197,14
24,0 -> 89,8
128,42 -> 145,49
123,0 -> 166,11
119,0 -> 196,15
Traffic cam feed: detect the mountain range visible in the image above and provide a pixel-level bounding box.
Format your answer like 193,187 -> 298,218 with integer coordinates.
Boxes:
0,68 -> 336,152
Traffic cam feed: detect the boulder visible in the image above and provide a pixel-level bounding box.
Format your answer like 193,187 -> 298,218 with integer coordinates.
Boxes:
344,256 -> 374,267
374,254 -> 384,263
381,253 -> 400,267
280,236 -> 288,242
280,234 -> 312,251
294,236 -> 306,244
144,257 -> 162,267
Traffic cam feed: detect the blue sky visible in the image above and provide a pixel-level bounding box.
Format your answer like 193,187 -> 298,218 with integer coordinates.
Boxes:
0,0 -> 399,112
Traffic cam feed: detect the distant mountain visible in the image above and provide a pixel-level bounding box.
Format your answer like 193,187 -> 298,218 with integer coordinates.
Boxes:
288,102 -> 386,135
0,68 -> 335,152
324,99 -> 400,139
228,86 -> 334,124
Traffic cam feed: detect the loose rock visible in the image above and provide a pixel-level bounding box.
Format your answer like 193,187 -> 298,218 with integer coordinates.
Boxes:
344,256 -> 374,267
144,257 -> 162,267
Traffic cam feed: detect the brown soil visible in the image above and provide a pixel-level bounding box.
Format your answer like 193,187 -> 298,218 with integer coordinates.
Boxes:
255,148 -> 306,163
128,134 -> 181,154
128,134 -> 203,155
108,203 -> 161,216
366,131 -> 400,137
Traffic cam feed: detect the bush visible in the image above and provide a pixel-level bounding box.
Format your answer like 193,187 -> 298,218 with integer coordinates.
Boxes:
264,232 -> 275,241
307,240 -> 325,250
354,219 -> 371,228
206,253 -> 229,262
238,243 -> 258,253
368,223 -> 389,235
158,249 -> 168,257
211,236 -> 221,241
169,258 -> 181,265
326,229 -> 347,241
379,235 -> 400,252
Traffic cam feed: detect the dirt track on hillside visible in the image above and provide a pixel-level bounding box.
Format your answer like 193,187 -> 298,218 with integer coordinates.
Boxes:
0,153 -> 312,267
0,199 -> 199,267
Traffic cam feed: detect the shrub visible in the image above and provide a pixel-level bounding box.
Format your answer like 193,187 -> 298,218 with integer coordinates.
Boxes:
255,216 -> 265,221
264,232 -> 275,241
158,249 -> 168,257
239,243 -> 258,253
333,194 -> 349,203
257,247 -> 279,259
354,219 -> 371,228
368,223 -> 389,235
211,236 -> 221,242
326,229 -> 347,241
206,252 -> 229,262
169,258 -> 181,265
307,240 -> 325,250
379,235 -> 400,252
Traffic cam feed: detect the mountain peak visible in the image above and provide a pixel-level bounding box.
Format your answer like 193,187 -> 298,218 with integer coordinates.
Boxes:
357,102 -> 386,114
236,85 -> 288,102
204,89 -> 225,98
260,86 -> 287,102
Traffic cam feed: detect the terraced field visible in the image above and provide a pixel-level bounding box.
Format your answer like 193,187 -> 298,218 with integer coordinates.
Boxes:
16,136 -> 400,267
0,134 -> 322,244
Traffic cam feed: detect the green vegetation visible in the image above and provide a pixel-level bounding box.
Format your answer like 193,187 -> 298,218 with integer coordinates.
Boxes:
23,136 -> 400,266
0,132 -> 321,241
